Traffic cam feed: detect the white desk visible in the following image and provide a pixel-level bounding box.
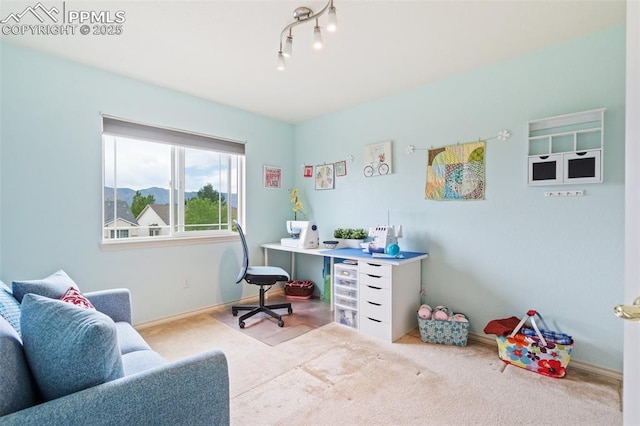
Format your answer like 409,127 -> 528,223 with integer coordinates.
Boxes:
260,243 -> 429,342
260,243 -> 428,272
260,243 -> 325,279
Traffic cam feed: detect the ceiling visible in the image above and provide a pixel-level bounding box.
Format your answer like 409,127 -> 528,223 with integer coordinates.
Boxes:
0,1 -> 626,123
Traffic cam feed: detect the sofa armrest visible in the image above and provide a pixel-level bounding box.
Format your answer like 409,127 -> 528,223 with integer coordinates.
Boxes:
1,350 -> 230,426
84,288 -> 132,324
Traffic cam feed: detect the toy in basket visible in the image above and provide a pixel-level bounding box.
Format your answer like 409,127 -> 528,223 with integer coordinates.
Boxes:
417,305 -> 469,346
492,310 -> 573,378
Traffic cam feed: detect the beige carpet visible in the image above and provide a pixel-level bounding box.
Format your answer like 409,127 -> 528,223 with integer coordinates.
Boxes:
138,311 -> 622,425
210,295 -> 333,346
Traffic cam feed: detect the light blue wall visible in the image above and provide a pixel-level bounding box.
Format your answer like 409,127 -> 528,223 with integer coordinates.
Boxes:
292,26 -> 626,371
0,25 -> 626,371
0,43 -> 294,323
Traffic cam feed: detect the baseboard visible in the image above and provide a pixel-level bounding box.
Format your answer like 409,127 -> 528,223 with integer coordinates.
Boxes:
467,332 -> 622,382
133,289 -> 287,330
134,305 -> 219,330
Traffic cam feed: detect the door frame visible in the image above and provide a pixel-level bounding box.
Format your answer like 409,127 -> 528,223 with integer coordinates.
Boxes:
623,1 -> 640,424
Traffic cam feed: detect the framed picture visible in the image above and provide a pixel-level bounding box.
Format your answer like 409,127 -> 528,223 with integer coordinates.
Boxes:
263,165 -> 282,189
304,165 -> 314,178
335,160 -> 347,177
315,164 -> 335,190
363,140 -> 393,177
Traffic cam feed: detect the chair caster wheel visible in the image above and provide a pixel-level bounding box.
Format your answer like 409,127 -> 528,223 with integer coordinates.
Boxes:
278,320 -> 284,327
239,321 -> 245,329
288,307 -> 293,314
232,309 -> 238,316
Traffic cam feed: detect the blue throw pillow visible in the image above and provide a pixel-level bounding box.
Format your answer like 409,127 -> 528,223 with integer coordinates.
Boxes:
0,281 -> 21,336
20,293 -> 124,401
12,269 -> 78,303
0,315 -> 38,416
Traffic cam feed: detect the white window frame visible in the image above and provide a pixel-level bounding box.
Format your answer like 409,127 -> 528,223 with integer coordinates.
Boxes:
100,115 -> 245,250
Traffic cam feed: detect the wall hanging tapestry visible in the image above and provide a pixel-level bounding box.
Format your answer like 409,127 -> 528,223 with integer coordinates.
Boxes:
425,141 -> 485,201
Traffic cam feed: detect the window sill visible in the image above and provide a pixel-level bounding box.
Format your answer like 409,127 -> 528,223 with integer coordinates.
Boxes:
100,233 -> 239,251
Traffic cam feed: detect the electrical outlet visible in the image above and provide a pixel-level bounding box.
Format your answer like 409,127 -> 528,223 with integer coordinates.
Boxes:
183,279 -> 190,289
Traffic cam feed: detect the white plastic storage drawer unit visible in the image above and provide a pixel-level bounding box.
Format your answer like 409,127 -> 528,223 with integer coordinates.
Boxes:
334,262 -> 359,330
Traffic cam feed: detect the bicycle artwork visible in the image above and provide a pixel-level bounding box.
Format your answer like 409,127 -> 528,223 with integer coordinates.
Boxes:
363,141 -> 393,177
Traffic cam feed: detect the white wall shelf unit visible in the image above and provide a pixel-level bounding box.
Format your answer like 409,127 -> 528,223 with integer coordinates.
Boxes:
527,108 -> 605,186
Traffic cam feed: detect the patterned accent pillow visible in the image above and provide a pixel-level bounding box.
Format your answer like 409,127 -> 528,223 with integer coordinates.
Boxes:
60,287 -> 95,310
12,269 -> 79,303
0,281 -> 21,336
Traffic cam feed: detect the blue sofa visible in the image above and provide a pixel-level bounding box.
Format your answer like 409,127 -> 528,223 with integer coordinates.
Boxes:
0,276 -> 230,425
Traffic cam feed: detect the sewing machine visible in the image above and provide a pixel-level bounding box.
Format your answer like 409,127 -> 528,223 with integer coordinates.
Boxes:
280,221 -> 320,249
367,225 -> 402,253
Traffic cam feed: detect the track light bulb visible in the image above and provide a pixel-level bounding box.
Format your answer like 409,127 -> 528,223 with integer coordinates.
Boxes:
277,51 -> 286,70
277,2 -> 339,66
327,6 -> 337,32
313,24 -> 323,49
284,35 -> 293,57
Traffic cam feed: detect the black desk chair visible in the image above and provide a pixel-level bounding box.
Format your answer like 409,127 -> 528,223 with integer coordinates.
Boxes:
231,220 -> 292,328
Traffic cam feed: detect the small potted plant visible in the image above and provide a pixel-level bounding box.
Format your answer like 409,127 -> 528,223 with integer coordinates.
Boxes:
333,228 -> 367,248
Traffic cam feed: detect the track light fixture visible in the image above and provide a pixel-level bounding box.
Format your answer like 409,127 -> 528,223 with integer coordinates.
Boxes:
277,1 -> 337,70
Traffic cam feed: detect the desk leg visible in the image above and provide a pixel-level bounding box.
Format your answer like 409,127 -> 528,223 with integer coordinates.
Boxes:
330,257 -> 334,312
265,247 -> 296,279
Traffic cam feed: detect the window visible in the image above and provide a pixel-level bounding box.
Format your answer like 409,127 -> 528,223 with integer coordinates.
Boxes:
102,115 -> 245,246
110,229 -> 130,239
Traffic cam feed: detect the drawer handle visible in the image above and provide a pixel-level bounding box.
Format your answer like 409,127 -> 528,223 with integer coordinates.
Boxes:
367,317 -> 382,323
366,274 -> 382,279
366,285 -> 382,290
366,263 -> 383,268
367,301 -> 382,306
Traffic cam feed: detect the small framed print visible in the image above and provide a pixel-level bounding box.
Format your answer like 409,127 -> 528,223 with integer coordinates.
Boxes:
315,164 -> 334,190
304,165 -> 314,178
263,165 -> 282,189
335,160 -> 347,177
363,140 -> 393,177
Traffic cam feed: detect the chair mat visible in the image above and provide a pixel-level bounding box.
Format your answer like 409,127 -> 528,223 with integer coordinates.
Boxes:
210,295 -> 333,346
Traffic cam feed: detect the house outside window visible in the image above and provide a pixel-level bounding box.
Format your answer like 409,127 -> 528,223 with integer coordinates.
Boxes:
104,199 -> 138,239
102,115 -> 245,247
148,223 -> 161,237
109,229 -> 130,239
